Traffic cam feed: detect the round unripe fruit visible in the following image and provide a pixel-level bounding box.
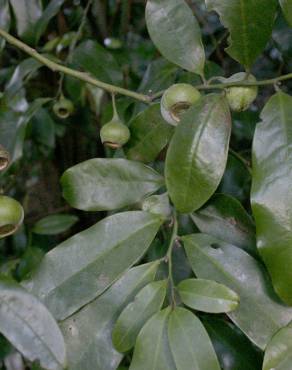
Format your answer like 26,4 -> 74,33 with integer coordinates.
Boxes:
0,195 -> 24,238
100,120 -> 130,149
225,73 -> 258,112
161,83 -> 201,126
0,145 -> 10,172
53,97 -> 74,119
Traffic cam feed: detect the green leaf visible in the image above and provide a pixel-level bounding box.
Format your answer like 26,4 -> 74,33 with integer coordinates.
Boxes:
183,234 -> 292,349
129,307 -> 176,370
112,280 -> 167,352
263,322 -> 292,370
9,0 -> 42,44
0,0 -> 11,50
72,40 -> 123,85
280,0 -> 292,26
24,211 -> 162,320
177,278 -> 239,313
251,92 -> 292,305
168,307 -> 220,370
0,278 -> 66,370
31,108 -> 56,148
145,0 -> 205,76
61,158 -> 164,211
206,0 -> 277,68
125,104 -> 174,163
165,94 -> 231,213
191,194 -> 257,256
32,214 -> 79,235
61,262 -> 159,370
202,317 -> 263,370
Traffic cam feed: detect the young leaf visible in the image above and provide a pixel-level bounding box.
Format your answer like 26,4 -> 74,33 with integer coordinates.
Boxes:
168,307 -> 221,370
206,0 -> 277,68
112,280 -> 167,352
263,322 -> 292,370
61,262 -> 159,370
251,92 -> 292,305
183,234 -> 292,349
202,317 -> 263,370
165,94 -> 231,213
280,0 -> 292,26
125,104 -> 174,163
191,194 -> 257,256
61,158 -> 164,211
129,307 -> 176,370
0,278 -> 66,370
9,0 -> 42,44
32,214 -> 79,235
177,278 -> 239,313
145,0 -> 205,76
24,211 -> 162,320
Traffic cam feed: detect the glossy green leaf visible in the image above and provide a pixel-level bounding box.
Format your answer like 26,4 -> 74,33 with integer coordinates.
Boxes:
129,307 -> 176,370
24,211 -> 162,320
31,108 -> 56,148
145,0 -> 205,76
183,234 -> 292,349
72,40 -> 123,85
112,280 -> 167,352
263,322 -> 292,370
125,104 -> 173,163
202,317 -> 263,370
61,158 -> 164,211
168,307 -> 221,370
191,194 -> 256,255
178,278 -> 239,313
61,262 -> 159,370
251,92 -> 292,305
280,0 -> 292,26
32,214 -> 79,235
9,0 -> 42,44
206,0 -> 277,68
0,278 -> 66,370
165,94 -> 231,213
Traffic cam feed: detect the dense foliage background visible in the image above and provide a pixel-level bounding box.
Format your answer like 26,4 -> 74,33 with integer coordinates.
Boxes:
0,0 -> 292,369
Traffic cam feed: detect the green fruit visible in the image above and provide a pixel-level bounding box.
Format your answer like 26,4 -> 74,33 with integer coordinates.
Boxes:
161,83 -> 201,126
141,193 -> 171,220
225,72 -> 258,112
100,120 -> 130,149
53,97 -> 74,119
0,145 -> 10,171
103,37 -> 123,50
0,195 -> 24,238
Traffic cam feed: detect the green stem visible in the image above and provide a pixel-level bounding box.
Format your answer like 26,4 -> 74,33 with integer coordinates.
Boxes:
229,148 -> 252,175
166,213 -> 178,308
1,28 -> 292,103
0,29 -> 151,104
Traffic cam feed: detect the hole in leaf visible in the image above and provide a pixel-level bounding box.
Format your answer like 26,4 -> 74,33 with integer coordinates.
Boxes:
210,243 -> 221,250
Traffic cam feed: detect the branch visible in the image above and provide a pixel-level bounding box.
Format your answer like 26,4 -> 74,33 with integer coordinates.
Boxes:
0,28 -> 151,104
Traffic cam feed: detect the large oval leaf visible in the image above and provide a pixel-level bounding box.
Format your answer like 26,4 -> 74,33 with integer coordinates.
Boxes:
165,94 -> 231,213
112,280 -> 167,352
129,307 -> 176,370
251,92 -> 292,305
263,322 -> 292,370
125,104 -> 174,163
61,158 -> 164,211
177,278 -> 239,313
183,234 -> 292,349
24,211 -> 162,320
206,0 -> 277,68
168,307 -> 220,370
145,0 -> 205,76
61,262 -> 159,370
0,278 -> 66,370
280,0 -> 292,26
191,194 -> 257,256
202,317 -> 263,370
